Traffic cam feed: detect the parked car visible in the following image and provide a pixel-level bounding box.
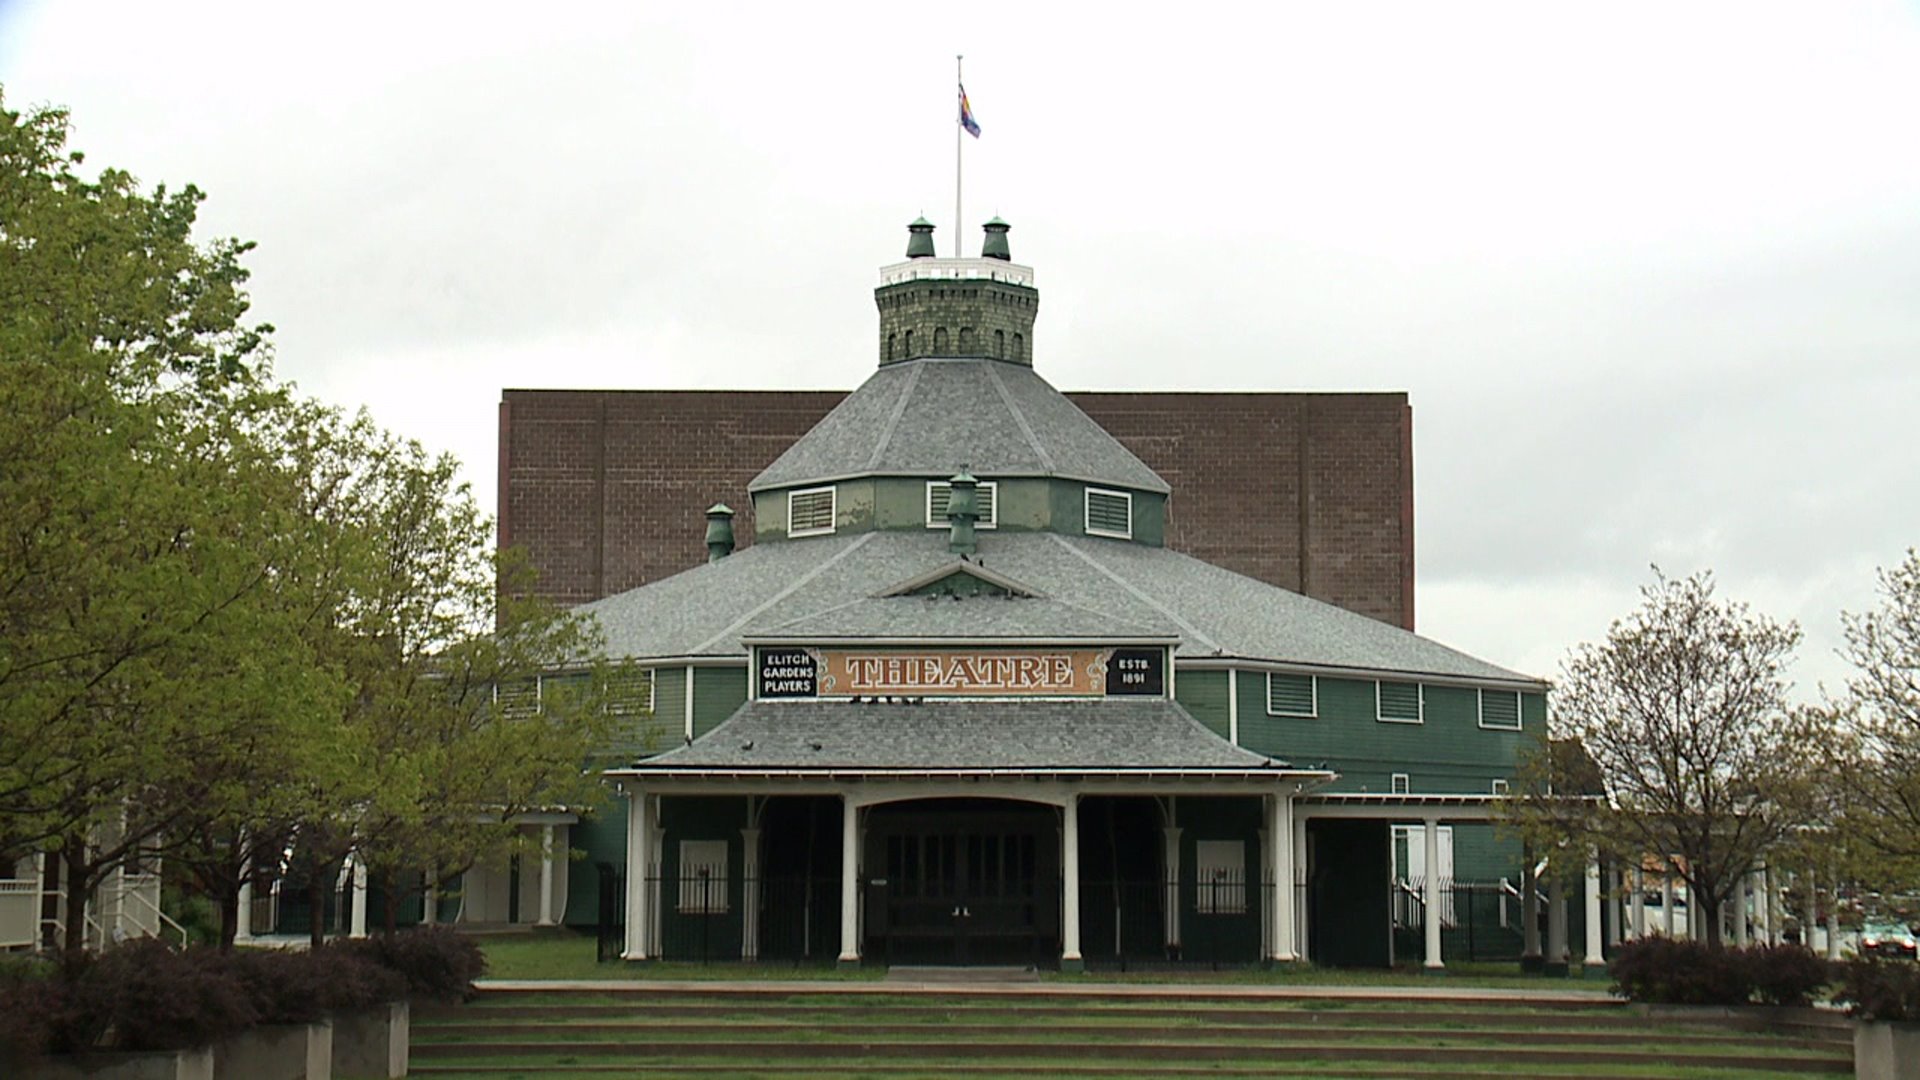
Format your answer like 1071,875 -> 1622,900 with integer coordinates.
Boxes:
1860,920 -> 1919,959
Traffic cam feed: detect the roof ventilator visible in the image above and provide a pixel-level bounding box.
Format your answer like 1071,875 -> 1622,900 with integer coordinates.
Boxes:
946,469 -> 979,556
704,503 -> 735,562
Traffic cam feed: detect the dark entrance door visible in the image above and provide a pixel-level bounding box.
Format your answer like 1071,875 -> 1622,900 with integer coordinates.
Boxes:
866,801 -> 1057,965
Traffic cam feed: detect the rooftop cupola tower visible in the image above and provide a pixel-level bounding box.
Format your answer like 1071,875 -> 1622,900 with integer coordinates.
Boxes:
876,217 -> 1038,367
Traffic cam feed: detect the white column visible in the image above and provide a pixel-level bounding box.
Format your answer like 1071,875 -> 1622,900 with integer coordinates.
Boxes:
623,789 -> 652,960
1270,795 -> 1296,962
537,825 -> 557,927
1062,795 -> 1083,968
349,858 -> 369,939
1826,875 -> 1841,961
1733,878 -> 1748,946
1630,867 -> 1645,940
1807,871 -> 1819,952
236,857 -> 254,942
1161,825 -> 1182,951
1583,855 -> 1603,964
1663,873 -> 1675,937
1545,871 -> 1569,971
1755,868 -> 1772,945
1422,816 -> 1443,969
740,826 -> 761,961
838,796 -> 860,965
1292,811 -> 1309,960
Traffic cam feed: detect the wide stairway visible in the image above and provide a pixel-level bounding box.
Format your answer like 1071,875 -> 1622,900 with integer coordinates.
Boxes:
411,983 -> 1854,1078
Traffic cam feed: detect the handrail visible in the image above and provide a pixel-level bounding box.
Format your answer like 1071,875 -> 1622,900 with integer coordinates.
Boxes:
120,876 -> 190,946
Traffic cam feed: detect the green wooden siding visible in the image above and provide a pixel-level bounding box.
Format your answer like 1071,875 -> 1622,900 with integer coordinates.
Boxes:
693,666 -> 748,738
563,788 -> 625,926
1233,671 -> 1538,794
648,666 -> 687,750
1174,669 -> 1231,738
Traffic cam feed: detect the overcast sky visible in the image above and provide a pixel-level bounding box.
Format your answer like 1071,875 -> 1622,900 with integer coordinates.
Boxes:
5,1 -> 1916,697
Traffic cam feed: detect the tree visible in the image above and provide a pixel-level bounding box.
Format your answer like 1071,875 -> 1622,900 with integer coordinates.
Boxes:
1825,550 -> 1920,887
0,90 -> 341,950
1507,569 -> 1818,948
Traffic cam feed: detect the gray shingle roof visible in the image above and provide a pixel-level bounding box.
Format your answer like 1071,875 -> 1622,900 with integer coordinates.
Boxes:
628,698 -> 1285,772
747,358 -> 1171,494
750,593 -> 1173,642
574,530 -> 1544,686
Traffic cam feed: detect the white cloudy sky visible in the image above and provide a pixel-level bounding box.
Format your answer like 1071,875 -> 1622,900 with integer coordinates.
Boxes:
4,1 -> 1916,696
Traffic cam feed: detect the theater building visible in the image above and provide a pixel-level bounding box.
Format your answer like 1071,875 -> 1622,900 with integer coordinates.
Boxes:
533,221 -> 1548,968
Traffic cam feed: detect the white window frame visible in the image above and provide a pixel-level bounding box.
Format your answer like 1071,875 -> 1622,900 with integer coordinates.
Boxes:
677,839 -> 729,914
1391,773 -> 1411,795
606,666 -> 656,716
787,486 -> 837,538
1266,672 -> 1318,718
1491,778 -> 1511,796
494,676 -> 541,717
1478,688 -> 1523,731
1084,487 -> 1133,540
925,479 -> 998,529
1194,839 -> 1246,915
1376,680 -> 1424,724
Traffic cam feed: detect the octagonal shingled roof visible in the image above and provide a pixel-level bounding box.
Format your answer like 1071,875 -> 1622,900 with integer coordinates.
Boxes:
748,357 -> 1171,495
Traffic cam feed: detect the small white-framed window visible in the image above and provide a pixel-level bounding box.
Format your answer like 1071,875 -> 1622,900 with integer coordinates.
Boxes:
926,480 -> 998,529
605,666 -> 656,716
1479,688 -> 1522,731
1491,778 -> 1511,796
1391,773 -> 1411,795
494,677 -> 540,717
677,839 -> 729,914
1084,487 -> 1133,539
1267,672 -> 1317,717
1194,840 -> 1246,914
1376,680 -> 1423,724
787,486 -> 836,537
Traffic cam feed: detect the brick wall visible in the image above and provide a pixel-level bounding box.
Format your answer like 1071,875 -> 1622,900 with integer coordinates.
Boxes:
499,388 -> 1414,629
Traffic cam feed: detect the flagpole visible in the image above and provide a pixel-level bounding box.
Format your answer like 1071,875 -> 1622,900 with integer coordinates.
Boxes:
955,54 -> 963,258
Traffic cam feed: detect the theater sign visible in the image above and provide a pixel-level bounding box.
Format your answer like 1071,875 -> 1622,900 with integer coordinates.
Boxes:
754,645 -> 1167,700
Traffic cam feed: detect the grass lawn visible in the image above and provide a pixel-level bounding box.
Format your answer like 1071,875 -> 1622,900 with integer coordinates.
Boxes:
477,932 -> 1606,991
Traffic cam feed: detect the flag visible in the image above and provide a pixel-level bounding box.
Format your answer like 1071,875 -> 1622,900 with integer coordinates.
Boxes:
959,83 -> 981,138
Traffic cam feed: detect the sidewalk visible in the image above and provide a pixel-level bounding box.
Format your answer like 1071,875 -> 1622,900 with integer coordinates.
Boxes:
475,976 -> 1619,1003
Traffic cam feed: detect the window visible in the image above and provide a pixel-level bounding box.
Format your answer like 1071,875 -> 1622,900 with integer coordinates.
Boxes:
933,327 -> 948,353
678,839 -> 729,914
605,666 -> 656,716
494,677 -> 540,717
958,327 -> 975,353
926,480 -> 997,528
788,487 -> 836,537
1267,673 -> 1317,717
1391,773 -> 1410,795
1194,840 -> 1246,914
1376,680 -> 1423,723
1479,688 -> 1522,731
1491,778 -> 1511,796
994,329 -> 1005,358
1084,488 -> 1133,539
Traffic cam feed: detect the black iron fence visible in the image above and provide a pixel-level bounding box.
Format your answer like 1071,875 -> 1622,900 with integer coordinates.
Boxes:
1391,877 -> 1527,962
596,865 -> 839,966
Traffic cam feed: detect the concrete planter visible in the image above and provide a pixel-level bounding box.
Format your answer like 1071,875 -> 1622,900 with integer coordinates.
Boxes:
331,1000 -> 409,1079
1855,1020 -> 1920,1080
213,1020 -> 332,1079
23,1045 -> 215,1080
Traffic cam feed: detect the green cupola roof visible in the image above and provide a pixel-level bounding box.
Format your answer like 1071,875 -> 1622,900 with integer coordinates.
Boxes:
905,217 -> 937,259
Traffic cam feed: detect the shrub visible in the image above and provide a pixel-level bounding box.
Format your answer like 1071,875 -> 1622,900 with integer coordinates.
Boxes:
0,954 -> 58,1067
339,926 -> 487,1003
309,946 -> 408,1012
1835,958 -> 1920,1022
1608,936 -> 1751,1005
51,939 -> 258,1053
1745,943 -> 1832,1007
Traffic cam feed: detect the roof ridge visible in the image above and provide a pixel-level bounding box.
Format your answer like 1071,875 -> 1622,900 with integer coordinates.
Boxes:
863,360 -> 922,472
1047,533 -> 1222,653
982,359 -> 1056,472
691,532 -> 875,653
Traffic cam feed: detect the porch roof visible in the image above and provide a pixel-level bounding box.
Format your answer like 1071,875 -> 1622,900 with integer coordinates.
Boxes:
610,698 -> 1307,778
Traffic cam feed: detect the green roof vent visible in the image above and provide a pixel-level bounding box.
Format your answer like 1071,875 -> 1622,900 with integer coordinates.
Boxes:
981,217 -> 1012,261
906,217 -> 937,259
945,470 -> 979,555
704,503 -> 735,563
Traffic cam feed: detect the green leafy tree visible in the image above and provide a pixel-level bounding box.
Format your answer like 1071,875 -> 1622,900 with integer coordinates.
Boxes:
1822,551 -> 1920,895
1506,569 -> 1820,948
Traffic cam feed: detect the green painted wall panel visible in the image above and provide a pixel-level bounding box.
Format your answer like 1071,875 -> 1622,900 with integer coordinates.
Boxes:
649,667 -> 687,752
1175,669 -> 1231,738
693,666 -> 748,738
563,789 -> 625,926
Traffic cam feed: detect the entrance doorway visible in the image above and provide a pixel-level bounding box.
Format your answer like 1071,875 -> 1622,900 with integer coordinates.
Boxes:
865,799 -> 1058,965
